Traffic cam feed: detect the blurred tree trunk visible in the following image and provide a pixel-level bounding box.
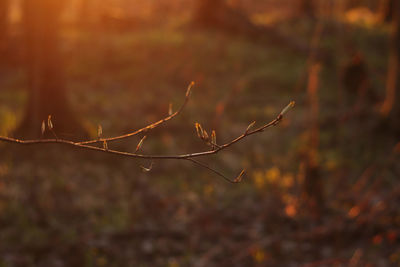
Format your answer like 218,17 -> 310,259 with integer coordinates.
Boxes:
341,51 -> 370,112
0,0 -> 9,53
379,0 -> 395,22
346,0 -> 368,9
15,0 -> 85,140
193,0 -> 226,28
79,0 -> 90,26
192,0 -> 327,59
380,0 -> 400,119
78,0 -> 93,27
300,23 -> 324,220
298,0 -> 316,18
303,63 -> 323,218
192,0 -> 259,35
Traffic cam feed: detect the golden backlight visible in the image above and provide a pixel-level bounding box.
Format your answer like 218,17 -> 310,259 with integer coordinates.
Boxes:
0,0 -> 399,266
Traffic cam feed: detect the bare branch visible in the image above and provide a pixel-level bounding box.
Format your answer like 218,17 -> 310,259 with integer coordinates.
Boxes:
0,98 -> 294,183
0,112 -> 285,157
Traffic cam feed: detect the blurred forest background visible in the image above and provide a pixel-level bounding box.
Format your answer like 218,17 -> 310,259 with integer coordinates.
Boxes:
0,0 -> 400,266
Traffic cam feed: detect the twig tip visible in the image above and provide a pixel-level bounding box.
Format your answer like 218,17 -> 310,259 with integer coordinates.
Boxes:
280,101 -> 295,116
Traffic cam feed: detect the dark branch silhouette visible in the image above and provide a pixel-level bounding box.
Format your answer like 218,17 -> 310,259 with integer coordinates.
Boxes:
0,83 -> 294,183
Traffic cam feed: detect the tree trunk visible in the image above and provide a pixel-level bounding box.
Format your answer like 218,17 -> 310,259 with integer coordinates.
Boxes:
302,62 -> 323,220
395,4 -> 400,125
298,0 -> 316,18
300,24 -> 324,220
193,0 -> 226,28
0,0 -> 9,53
78,0 -> 93,27
380,0 -> 400,120
15,0 -> 85,140
379,0 -> 395,22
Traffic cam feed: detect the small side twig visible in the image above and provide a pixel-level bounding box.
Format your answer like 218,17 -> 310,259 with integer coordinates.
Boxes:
186,158 -> 240,183
78,82 -> 194,145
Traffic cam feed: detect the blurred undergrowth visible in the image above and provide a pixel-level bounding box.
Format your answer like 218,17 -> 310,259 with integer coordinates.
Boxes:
0,16 -> 399,266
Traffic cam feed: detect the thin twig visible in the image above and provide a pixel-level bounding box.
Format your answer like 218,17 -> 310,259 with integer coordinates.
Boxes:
50,128 -> 58,140
186,158 -> 236,183
77,82 -> 194,145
